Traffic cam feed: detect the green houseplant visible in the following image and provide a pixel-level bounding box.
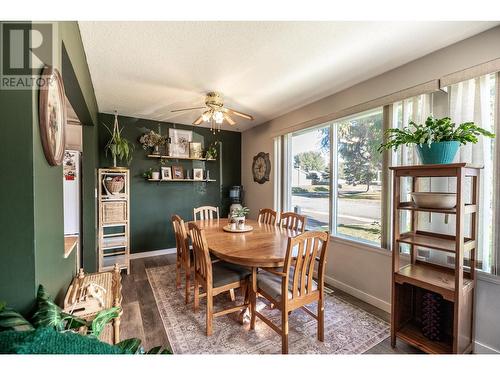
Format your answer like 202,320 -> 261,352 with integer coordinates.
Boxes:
104,112 -> 135,168
378,116 -> 494,164
205,141 -> 219,160
0,285 -> 170,354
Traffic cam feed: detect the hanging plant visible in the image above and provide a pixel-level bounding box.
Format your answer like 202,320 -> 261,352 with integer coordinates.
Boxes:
103,112 -> 134,168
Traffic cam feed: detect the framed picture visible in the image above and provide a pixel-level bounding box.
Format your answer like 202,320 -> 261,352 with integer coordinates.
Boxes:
39,66 -> 66,166
189,142 -> 203,159
193,168 -> 204,181
172,165 -> 184,179
161,166 -> 172,180
169,128 -> 192,158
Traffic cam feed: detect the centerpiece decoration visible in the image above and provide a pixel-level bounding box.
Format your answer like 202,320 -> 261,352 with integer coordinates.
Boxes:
204,141 -> 219,160
103,112 -> 134,169
229,206 -> 250,230
138,130 -> 167,155
378,116 -> 494,164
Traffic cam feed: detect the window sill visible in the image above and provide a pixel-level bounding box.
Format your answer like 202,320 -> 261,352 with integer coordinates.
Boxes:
329,235 -> 390,257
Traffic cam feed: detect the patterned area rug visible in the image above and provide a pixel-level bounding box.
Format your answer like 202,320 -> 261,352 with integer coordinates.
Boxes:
146,265 -> 389,354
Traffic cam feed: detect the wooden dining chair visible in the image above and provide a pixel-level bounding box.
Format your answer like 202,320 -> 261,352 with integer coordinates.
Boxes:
171,214 -> 192,304
252,230 -> 330,354
193,206 -> 220,221
188,222 -> 251,336
279,212 -> 307,233
258,208 -> 278,225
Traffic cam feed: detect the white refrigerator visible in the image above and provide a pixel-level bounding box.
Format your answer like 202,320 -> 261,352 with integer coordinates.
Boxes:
63,150 -> 81,267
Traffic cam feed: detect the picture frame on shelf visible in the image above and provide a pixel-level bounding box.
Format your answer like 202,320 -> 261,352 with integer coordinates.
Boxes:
161,166 -> 172,180
172,165 -> 184,179
169,128 -> 192,158
193,168 -> 204,181
189,142 -> 203,159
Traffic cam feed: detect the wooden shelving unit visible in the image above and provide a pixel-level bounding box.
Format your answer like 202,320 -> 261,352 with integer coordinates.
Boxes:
389,163 -> 480,354
98,168 -> 130,274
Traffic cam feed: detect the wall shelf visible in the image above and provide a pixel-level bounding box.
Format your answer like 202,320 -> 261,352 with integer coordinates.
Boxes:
147,154 -> 216,161
147,179 -> 216,183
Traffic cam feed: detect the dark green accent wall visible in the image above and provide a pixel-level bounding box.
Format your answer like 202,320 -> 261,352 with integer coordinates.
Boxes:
98,114 -> 241,253
0,21 -> 99,312
0,77 -> 37,314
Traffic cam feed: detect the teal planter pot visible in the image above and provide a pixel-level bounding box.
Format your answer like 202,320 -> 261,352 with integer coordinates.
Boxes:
416,141 -> 460,164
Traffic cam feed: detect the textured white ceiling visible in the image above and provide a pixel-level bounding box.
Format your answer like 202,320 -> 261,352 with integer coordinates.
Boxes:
78,21 -> 498,132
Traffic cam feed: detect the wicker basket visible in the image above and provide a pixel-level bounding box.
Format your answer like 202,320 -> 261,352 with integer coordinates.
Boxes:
104,177 -> 125,195
102,201 -> 127,224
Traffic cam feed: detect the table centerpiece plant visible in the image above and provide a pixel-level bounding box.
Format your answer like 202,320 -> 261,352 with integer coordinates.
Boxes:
230,206 -> 250,229
378,115 -> 494,164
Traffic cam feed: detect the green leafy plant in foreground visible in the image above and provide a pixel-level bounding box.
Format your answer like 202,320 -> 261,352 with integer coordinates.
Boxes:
378,116 -> 494,152
0,286 -> 170,354
103,114 -> 135,167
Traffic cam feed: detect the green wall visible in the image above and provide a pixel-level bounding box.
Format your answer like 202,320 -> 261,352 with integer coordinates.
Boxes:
0,21 -> 99,312
98,114 -> 241,253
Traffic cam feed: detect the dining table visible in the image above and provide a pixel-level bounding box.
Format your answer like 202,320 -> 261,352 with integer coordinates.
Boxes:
187,218 -> 301,328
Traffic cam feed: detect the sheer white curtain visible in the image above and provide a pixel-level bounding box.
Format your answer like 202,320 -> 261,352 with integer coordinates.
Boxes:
449,74 -> 495,273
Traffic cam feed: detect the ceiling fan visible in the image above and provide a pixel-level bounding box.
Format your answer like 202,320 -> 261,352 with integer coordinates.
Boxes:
171,92 -> 254,132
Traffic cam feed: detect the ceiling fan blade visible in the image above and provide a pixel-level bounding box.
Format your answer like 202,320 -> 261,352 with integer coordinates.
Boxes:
223,113 -> 236,126
224,107 -> 254,121
171,106 -> 206,113
193,115 -> 204,125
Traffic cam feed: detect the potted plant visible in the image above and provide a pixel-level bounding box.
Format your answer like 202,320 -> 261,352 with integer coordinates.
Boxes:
205,141 -> 219,160
378,116 -> 494,164
230,206 -> 250,229
103,112 -> 134,169
138,130 -> 166,155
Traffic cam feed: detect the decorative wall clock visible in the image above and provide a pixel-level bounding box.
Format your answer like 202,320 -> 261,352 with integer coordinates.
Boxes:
39,65 -> 67,166
252,152 -> 271,184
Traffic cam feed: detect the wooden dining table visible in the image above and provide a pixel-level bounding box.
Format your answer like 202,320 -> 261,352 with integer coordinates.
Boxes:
187,218 -> 301,328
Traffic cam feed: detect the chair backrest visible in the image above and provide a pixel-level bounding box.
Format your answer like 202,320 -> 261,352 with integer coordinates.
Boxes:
171,214 -> 189,261
188,222 -> 212,286
258,208 -> 278,225
279,212 -> 307,233
283,231 -> 330,301
193,206 -> 219,221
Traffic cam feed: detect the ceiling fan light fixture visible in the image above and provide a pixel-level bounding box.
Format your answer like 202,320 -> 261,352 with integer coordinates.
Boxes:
213,110 -> 224,124
202,110 -> 212,122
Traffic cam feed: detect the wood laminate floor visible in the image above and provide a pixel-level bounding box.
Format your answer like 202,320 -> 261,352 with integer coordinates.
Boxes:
120,254 -> 421,354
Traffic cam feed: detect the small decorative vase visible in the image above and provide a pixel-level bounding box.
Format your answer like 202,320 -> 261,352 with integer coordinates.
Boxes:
151,171 -> 160,180
416,141 -> 460,164
152,145 -> 160,155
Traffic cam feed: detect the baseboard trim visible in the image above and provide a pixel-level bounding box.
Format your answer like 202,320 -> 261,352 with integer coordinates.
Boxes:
474,341 -> 500,354
130,248 -> 176,259
324,275 -> 391,313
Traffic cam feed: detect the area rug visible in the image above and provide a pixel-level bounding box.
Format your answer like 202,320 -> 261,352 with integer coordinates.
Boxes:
146,265 -> 389,354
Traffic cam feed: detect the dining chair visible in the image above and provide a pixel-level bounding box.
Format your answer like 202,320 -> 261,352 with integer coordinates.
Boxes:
279,211 -> 307,233
188,222 -> 251,336
171,214 -> 192,304
193,206 -> 220,221
258,208 -> 278,225
252,230 -> 330,354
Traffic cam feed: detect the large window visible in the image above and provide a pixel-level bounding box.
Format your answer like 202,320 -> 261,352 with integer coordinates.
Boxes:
289,125 -> 330,231
286,108 -> 383,246
333,109 -> 383,246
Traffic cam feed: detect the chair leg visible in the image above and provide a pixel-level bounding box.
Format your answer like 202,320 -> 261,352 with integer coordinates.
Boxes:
176,258 -> 181,288
250,268 -> 257,329
282,308 -> 289,354
229,288 -> 235,302
185,270 -> 191,305
193,280 -> 199,313
206,291 -> 213,336
318,298 -> 325,342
